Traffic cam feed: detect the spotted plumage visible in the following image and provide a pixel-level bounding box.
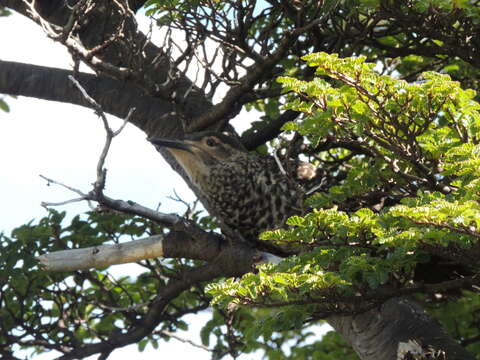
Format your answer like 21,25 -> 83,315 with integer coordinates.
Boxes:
205,154 -> 304,239
150,131 -> 305,244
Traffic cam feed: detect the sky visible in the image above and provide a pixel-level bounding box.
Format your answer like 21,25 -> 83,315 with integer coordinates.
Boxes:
0,9 -> 329,360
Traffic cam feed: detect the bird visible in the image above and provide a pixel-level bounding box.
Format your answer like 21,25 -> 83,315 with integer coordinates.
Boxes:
150,131 -> 305,253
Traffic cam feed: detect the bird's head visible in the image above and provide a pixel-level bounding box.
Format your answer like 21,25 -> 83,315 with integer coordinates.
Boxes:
149,131 -> 247,186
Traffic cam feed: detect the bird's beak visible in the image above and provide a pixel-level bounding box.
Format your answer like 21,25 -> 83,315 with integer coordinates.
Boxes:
149,137 -> 208,185
149,137 -> 194,153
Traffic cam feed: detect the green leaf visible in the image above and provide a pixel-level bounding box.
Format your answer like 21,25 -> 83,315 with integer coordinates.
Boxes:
286,215 -> 305,227
0,99 -> 9,112
138,339 -> 148,352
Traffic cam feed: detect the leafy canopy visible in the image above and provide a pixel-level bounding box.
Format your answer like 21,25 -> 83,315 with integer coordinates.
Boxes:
207,53 -> 480,355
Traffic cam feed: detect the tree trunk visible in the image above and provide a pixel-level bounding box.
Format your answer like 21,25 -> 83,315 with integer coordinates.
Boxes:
329,297 -> 474,360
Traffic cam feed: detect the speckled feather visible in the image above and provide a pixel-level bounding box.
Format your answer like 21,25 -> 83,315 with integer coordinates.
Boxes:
203,154 -> 305,240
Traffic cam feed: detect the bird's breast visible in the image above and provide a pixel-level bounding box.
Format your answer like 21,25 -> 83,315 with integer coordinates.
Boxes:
204,159 -> 304,238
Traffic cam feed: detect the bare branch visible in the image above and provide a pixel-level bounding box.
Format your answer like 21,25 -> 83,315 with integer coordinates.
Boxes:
40,196 -> 87,208
39,174 -> 94,210
39,174 -> 88,198
272,150 -> 287,176
159,330 -> 212,352
86,195 -> 182,227
36,235 -> 164,271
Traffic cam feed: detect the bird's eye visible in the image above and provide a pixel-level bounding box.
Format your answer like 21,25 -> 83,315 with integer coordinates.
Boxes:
206,138 -> 217,147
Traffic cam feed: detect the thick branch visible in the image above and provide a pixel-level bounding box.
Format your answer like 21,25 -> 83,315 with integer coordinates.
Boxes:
36,222 -> 271,274
0,60 -> 181,136
37,235 -> 164,271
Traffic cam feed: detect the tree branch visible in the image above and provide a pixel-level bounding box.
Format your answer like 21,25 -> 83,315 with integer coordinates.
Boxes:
241,110 -> 299,150
37,235 -> 165,271
0,60 -> 180,136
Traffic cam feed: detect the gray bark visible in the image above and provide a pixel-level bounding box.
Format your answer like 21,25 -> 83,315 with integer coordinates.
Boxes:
329,298 -> 475,360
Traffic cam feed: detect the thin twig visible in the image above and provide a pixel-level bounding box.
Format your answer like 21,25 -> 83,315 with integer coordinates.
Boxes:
94,107 -> 135,191
113,109 -> 135,136
159,330 -> 212,352
41,197 -> 88,208
68,75 -> 104,115
273,150 -> 287,176
39,174 -> 88,198
68,75 -> 135,192
39,174 -> 94,210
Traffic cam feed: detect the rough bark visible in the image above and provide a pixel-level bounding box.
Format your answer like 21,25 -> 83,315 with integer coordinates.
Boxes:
329,298 -> 475,360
